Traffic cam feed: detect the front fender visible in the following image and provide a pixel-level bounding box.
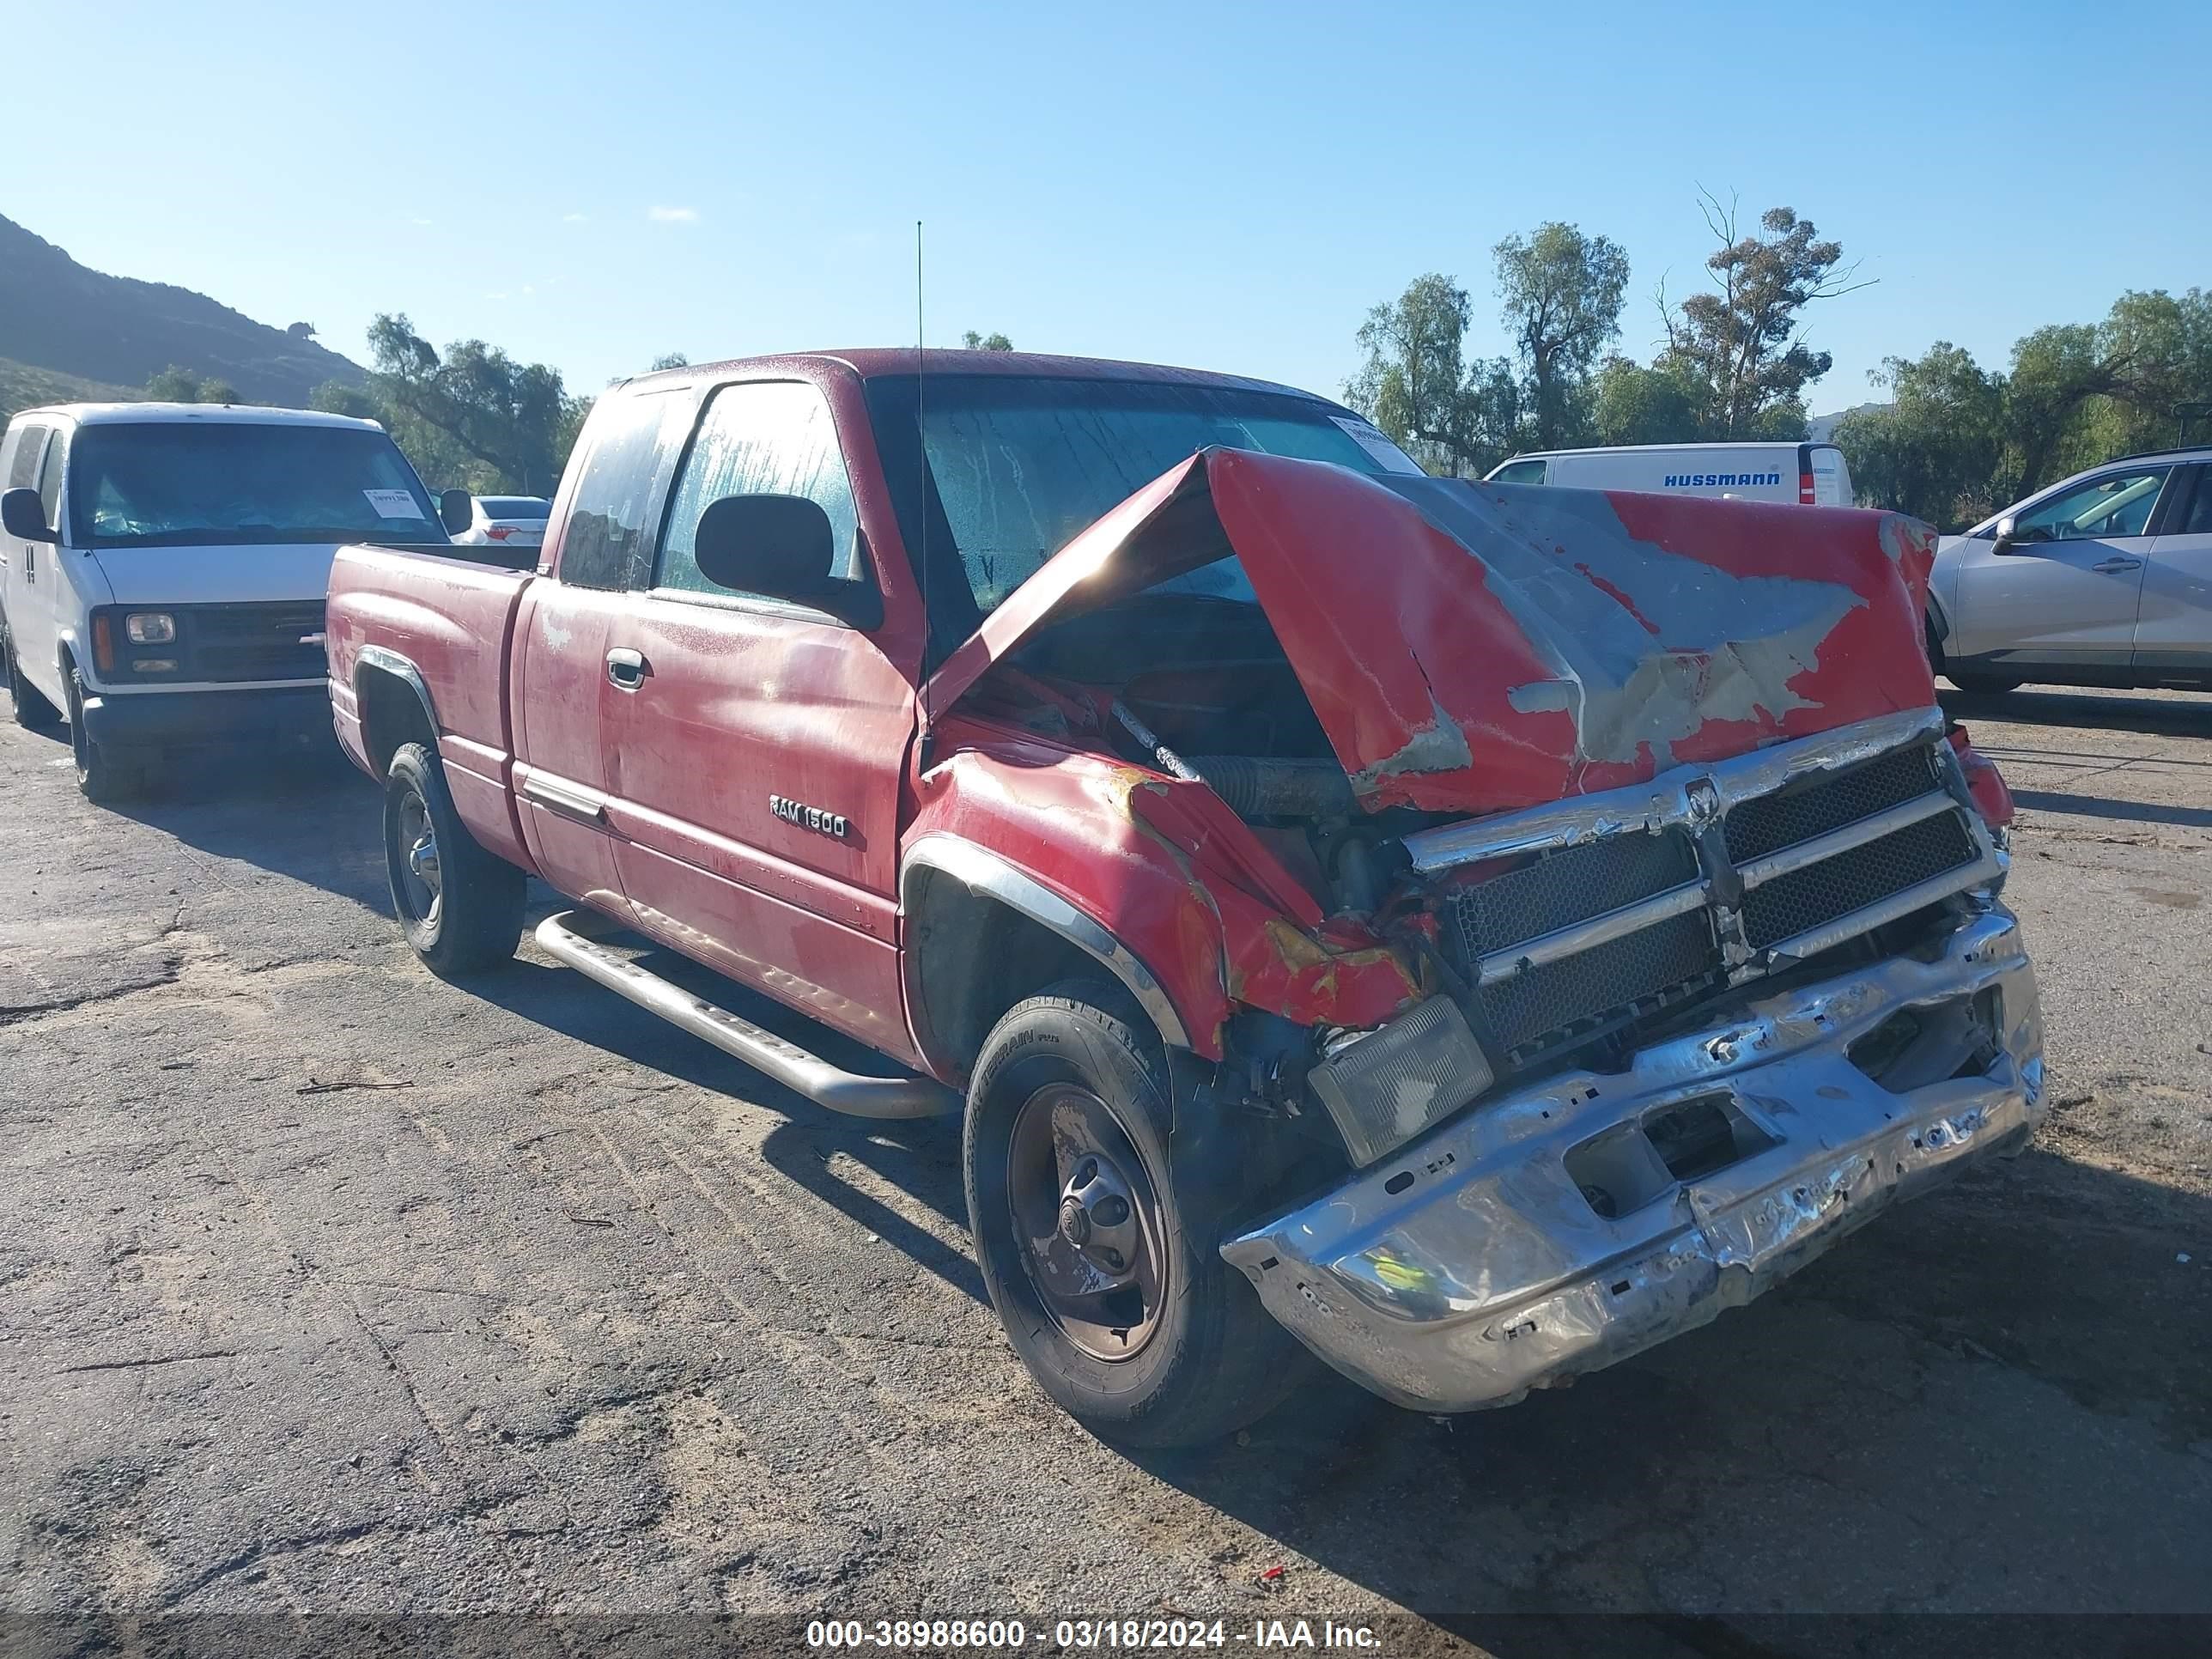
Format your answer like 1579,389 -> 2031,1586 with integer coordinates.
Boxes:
902,723 -> 1423,1061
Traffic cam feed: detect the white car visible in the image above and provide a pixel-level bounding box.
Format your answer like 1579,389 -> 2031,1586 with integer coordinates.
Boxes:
445,494 -> 550,551
0,402 -> 442,801
1927,447 -> 2212,693
1485,441 -> 1852,506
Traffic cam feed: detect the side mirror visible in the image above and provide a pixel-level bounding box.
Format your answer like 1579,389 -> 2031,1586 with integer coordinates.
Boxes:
1990,514 -> 2021,552
1,487 -> 55,544
439,489 -> 474,535
692,494 -> 880,628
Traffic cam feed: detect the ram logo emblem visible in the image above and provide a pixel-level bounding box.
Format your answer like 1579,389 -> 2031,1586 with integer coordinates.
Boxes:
769,795 -> 850,839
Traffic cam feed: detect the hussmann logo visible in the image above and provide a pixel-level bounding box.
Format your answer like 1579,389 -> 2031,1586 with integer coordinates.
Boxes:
1664,471 -> 1782,488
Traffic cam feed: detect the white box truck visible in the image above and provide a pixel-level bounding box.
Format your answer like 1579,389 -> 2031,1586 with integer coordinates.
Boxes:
1486,441 -> 1852,506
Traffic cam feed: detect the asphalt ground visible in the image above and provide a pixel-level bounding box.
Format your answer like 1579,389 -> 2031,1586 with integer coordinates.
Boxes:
2,682 -> 2208,1658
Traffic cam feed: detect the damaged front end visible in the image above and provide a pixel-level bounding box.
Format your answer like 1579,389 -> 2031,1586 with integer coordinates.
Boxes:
921,445 -> 2042,1413
1216,713 -> 2040,1412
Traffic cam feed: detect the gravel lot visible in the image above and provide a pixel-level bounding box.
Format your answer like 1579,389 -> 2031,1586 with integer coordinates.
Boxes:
3,684 -> 2208,1656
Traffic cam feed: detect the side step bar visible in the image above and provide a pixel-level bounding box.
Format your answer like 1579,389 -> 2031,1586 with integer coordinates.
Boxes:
532,909 -> 958,1121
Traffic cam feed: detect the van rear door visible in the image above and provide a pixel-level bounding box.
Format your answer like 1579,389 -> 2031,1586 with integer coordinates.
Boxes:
1802,442 -> 1850,506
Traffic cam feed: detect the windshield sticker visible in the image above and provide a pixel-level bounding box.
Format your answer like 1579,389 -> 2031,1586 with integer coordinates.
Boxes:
1330,416 -> 1425,477
364,489 -> 426,520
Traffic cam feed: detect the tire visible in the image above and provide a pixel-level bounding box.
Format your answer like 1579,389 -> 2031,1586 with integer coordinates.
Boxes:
964,981 -> 1310,1448
382,740 -> 525,977
65,668 -> 150,803
3,624 -> 63,732
1947,670 -> 2023,696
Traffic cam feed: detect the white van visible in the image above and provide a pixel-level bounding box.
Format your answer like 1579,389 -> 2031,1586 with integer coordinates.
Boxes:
1486,441 -> 1853,507
0,403 -> 443,802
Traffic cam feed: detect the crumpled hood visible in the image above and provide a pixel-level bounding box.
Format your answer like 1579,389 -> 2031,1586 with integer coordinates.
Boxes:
924,449 -> 1939,817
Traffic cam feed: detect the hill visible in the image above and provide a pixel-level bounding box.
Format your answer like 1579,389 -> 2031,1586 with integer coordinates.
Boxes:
1808,403 -> 1884,444
0,356 -> 139,425
0,213 -> 365,409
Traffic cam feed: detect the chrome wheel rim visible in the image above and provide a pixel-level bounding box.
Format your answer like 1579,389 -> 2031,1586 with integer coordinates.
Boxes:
1006,1082 -> 1167,1362
395,790 -> 441,927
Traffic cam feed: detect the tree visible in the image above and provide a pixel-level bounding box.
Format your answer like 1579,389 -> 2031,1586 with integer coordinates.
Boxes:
1832,289 -> 2212,527
1494,223 -> 1630,449
962,331 -> 1014,351
649,352 -> 690,371
145,364 -> 240,405
1589,356 -> 1706,447
362,313 -> 586,495
307,380 -> 380,422
1346,274 -> 1516,477
1832,343 -> 2003,526
1661,192 -> 1869,439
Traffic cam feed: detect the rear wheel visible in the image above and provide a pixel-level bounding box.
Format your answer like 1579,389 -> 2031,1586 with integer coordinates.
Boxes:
3,625 -> 62,732
383,740 -> 525,976
964,981 -> 1310,1448
66,669 -> 150,803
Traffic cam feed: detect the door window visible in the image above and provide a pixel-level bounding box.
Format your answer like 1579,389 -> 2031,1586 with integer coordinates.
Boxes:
35,431 -> 65,530
6,424 -> 47,491
557,388 -> 694,590
2179,471 -> 2212,536
2014,467 -> 2170,542
1489,459 -> 1547,485
655,380 -> 865,598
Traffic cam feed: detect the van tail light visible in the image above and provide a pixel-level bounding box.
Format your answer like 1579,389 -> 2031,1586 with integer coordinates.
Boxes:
1948,726 -> 2014,830
93,612 -> 114,674
1799,471 -> 1816,505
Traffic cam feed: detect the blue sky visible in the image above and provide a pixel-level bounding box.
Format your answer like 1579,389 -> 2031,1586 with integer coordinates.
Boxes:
13,0 -> 2209,412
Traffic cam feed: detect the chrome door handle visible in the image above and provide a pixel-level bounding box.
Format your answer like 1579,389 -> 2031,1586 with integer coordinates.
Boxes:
2091,556 -> 2142,573
605,647 -> 650,690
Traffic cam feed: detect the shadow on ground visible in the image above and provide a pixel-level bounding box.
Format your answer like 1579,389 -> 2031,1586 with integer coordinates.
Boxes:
1941,684 -> 2212,738
112,741 -> 387,909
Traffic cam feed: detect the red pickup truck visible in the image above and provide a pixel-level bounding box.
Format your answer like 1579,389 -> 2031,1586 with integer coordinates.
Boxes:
326,350 -> 2043,1447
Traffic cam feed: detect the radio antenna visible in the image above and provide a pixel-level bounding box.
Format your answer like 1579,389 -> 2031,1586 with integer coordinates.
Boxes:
915,220 -> 929,670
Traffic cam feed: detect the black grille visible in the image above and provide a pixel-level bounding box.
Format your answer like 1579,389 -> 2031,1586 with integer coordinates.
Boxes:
1723,743 -> 1942,863
1428,738 -> 1980,1079
1448,830 -> 1698,957
1477,909 -> 1720,1063
178,602 -> 327,683
1741,809 -> 1978,949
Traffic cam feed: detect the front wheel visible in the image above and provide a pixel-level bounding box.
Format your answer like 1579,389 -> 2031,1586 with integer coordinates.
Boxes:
383,741 -> 525,977
66,669 -> 150,803
1947,671 -> 2024,696
964,982 -> 1310,1448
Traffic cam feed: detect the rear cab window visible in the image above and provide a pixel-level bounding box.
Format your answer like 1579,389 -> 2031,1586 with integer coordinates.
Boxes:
552,390 -> 696,590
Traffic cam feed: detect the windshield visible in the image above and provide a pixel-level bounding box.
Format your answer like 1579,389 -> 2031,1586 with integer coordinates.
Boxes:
865,375 -> 1419,624
66,422 -> 438,550
480,496 -> 550,520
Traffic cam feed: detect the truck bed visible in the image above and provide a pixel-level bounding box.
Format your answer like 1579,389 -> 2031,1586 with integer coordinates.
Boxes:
325,543 -> 536,869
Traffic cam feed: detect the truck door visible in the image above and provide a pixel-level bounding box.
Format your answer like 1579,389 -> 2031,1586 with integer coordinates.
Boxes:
1948,463 -> 2172,670
2137,463 -> 2212,680
510,386 -> 696,920
597,377 -> 921,1063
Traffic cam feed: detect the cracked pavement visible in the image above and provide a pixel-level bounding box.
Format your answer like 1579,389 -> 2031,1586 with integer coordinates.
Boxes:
1,684 -> 2209,1656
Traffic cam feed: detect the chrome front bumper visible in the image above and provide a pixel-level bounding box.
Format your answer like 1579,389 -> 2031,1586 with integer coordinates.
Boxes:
1221,903 -> 2043,1413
